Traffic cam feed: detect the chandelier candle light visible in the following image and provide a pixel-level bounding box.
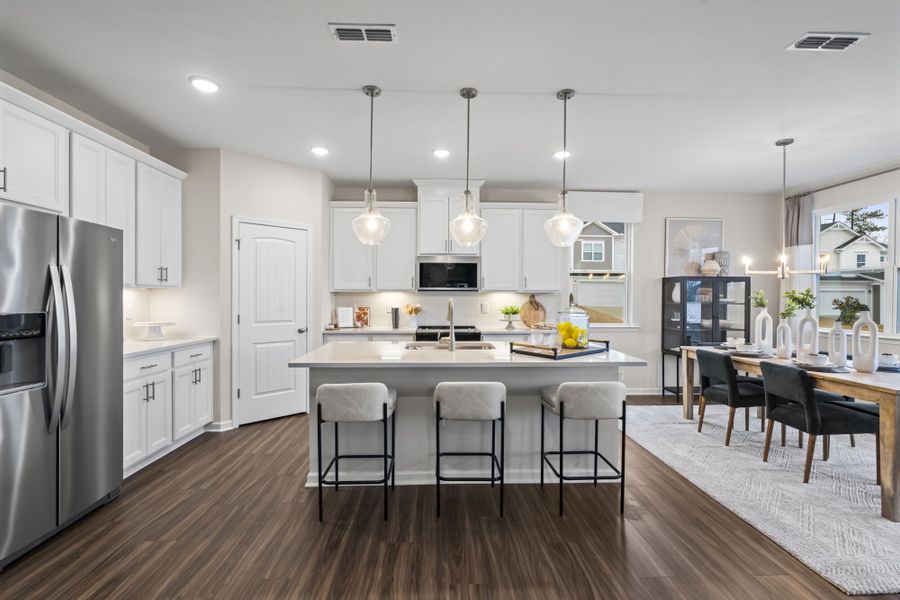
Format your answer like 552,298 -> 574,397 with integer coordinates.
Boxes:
544,89 -> 584,247
742,138 -> 827,278
449,87 -> 487,247
351,85 -> 391,245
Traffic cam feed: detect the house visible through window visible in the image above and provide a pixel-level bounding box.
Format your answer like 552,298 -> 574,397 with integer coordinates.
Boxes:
816,202 -> 889,332
581,240 -> 605,262
570,222 -> 631,325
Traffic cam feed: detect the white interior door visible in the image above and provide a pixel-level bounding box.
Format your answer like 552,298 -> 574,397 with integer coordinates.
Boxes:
237,221 -> 309,425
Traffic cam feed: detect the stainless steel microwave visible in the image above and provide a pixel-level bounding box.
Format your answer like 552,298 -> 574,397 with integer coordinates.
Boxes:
417,257 -> 479,291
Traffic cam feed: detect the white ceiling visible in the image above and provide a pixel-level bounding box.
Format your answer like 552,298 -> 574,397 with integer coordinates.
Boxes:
1,0 -> 898,192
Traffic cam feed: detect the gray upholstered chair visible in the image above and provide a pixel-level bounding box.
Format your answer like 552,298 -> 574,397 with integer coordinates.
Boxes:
316,383 -> 397,522
540,381 -> 627,516
696,349 -> 767,444
434,382 -> 506,517
760,362 -> 879,483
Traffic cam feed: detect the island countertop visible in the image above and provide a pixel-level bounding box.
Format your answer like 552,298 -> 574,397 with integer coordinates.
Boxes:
289,340 -> 647,369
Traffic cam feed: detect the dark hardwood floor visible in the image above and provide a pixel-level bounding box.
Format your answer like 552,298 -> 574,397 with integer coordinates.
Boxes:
0,395 -> 895,599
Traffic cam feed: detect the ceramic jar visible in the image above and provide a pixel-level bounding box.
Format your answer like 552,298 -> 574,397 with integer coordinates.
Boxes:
700,259 -> 721,277
827,320 -> 847,367
852,310 -> 879,373
796,307 -> 819,356
754,308 -> 773,353
776,320 -> 793,359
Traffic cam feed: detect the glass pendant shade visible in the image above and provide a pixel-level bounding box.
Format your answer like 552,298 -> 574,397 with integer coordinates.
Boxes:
352,188 -> 390,245
544,192 -> 584,247
449,191 -> 487,246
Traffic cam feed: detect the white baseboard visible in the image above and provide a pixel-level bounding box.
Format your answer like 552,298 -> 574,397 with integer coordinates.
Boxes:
205,420 -> 234,432
124,428 -> 206,479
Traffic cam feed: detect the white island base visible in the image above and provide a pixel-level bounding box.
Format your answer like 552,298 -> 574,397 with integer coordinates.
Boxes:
290,341 -> 647,487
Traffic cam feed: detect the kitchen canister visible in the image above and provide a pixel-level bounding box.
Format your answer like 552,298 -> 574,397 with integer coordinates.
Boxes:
827,321 -> 847,367
852,310 -> 879,373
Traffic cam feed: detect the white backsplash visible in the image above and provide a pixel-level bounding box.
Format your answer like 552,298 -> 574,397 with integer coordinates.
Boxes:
331,291 -> 566,330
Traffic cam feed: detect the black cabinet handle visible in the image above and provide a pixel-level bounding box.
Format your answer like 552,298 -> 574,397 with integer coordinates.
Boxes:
297,327 -> 307,334
0,167 -> 6,192
140,363 -> 158,370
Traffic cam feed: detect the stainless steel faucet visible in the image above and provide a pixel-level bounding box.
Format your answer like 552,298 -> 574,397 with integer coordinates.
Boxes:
446,298 -> 456,351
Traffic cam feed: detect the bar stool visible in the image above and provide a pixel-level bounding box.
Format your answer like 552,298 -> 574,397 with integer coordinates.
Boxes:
316,383 -> 396,522
540,382 -> 627,516
434,382 -> 506,518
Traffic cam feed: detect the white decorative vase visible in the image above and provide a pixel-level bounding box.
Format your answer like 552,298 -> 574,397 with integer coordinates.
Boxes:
852,311 -> 879,373
408,315 -> 418,330
700,259 -> 721,277
827,321 -> 847,367
776,320 -> 793,359
754,308 -> 773,353
796,307 -> 818,356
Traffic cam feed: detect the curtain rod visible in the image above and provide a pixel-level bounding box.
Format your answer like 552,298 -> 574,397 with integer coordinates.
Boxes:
789,165 -> 900,200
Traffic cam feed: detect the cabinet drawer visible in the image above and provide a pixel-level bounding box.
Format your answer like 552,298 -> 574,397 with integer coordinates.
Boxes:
173,343 -> 213,367
124,352 -> 171,380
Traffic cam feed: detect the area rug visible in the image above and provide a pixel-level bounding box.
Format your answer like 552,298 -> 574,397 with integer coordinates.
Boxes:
626,404 -> 900,596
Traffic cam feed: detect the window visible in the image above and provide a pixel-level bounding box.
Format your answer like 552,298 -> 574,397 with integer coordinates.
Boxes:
581,240 -> 605,262
570,222 -> 632,325
816,202 -> 889,332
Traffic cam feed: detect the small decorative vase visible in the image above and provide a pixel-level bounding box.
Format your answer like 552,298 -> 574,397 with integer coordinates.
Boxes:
827,321 -> 847,367
754,308 -> 773,353
796,307 -> 818,356
408,315 -> 418,330
700,259 -> 721,277
852,311 -> 879,373
776,320 -> 793,359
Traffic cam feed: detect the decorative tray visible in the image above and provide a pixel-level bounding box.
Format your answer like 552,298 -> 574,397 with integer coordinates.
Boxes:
791,359 -> 852,373
510,339 -> 610,360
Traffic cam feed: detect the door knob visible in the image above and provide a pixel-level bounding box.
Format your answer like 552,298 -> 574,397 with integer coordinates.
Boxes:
297,327 -> 307,334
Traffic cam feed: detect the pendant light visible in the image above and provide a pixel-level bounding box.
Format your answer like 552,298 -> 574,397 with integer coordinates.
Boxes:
742,138 -> 827,278
449,87 -> 487,247
544,89 -> 584,247
351,85 -> 391,245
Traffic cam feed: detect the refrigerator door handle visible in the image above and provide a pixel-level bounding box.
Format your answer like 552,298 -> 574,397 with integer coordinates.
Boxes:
48,264 -> 68,433
60,265 -> 78,429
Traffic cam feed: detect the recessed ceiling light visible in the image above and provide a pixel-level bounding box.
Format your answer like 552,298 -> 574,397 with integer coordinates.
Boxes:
188,76 -> 219,93
310,146 -> 329,156
554,150 -> 570,160
433,149 -> 450,159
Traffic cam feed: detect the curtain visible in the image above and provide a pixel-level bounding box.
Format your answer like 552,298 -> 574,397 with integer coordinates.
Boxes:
781,194 -> 816,324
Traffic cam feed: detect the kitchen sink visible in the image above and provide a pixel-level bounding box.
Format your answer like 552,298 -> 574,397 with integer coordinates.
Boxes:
404,342 -> 496,351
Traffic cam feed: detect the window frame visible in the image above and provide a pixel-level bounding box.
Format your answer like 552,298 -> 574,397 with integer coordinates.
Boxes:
570,223 -> 635,328
856,252 -> 867,268
581,240 -> 606,263
812,194 -> 898,335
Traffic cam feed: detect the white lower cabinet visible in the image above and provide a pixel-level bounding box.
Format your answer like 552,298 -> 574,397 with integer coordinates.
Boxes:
123,343 -> 215,475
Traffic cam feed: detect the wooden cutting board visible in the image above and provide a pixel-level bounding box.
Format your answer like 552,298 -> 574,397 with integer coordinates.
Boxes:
520,295 -> 547,328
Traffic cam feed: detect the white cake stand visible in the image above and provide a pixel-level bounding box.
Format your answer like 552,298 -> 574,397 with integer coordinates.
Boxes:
133,321 -> 176,341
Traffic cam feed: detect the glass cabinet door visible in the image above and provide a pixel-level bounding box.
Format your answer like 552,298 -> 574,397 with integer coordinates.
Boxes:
662,279 -> 684,352
714,278 -> 748,342
684,278 -> 716,345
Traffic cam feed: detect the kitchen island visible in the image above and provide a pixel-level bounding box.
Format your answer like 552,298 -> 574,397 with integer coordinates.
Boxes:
289,341 -> 647,487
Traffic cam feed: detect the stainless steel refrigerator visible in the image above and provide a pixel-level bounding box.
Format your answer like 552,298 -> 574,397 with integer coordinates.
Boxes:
0,203 -> 123,570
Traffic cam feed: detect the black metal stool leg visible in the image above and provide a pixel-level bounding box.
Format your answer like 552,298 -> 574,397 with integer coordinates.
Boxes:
334,421 -> 339,493
491,419 -> 496,488
540,402 -> 545,487
593,419 -> 599,486
500,401 -> 505,518
391,405 -> 397,489
383,403 -> 388,522
559,401 -> 565,517
436,400 -> 441,518
317,405 -> 324,522
620,400 -> 626,515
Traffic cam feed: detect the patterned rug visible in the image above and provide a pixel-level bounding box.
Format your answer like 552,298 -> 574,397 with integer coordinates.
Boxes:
626,404 -> 900,596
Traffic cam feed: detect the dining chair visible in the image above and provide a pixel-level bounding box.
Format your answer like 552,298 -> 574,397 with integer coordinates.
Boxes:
696,349 -> 767,445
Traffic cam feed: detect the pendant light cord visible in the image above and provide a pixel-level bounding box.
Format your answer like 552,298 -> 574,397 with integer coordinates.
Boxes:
781,142 -> 786,254
465,95 -> 471,210
562,95 -> 568,210
368,92 -> 374,197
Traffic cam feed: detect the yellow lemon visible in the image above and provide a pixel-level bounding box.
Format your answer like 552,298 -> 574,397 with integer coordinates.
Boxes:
563,338 -> 578,348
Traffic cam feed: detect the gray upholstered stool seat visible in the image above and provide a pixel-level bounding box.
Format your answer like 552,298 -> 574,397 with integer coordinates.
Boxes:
540,381 -> 627,516
316,383 -> 397,522
434,382 -> 506,517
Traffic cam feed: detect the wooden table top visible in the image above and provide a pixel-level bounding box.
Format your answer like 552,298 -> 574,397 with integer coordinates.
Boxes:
681,346 -> 900,400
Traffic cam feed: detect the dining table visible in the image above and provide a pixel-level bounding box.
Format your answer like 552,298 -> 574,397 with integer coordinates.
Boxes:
680,345 -> 900,521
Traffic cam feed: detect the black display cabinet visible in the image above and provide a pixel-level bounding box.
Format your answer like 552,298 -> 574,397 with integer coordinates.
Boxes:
661,276 -> 751,397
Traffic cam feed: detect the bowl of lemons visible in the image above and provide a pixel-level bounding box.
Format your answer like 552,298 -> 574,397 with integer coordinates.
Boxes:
556,321 -> 589,349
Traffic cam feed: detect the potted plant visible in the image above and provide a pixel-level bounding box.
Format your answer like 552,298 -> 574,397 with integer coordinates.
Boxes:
500,305 -> 520,330
784,288 -> 817,355
776,300 -> 797,359
751,290 -> 773,352
832,296 -> 869,328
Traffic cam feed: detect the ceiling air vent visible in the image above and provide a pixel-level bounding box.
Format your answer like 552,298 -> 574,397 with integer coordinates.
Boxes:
329,23 -> 398,43
787,32 -> 869,51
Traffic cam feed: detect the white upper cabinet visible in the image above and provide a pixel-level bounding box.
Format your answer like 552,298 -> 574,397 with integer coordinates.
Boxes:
376,206 -> 417,290
480,207 -> 522,290
522,208 -> 563,292
0,99 -> 69,213
107,149 -> 136,286
71,133 -> 106,222
136,163 -> 182,287
331,205 -> 375,291
414,180 -> 482,256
